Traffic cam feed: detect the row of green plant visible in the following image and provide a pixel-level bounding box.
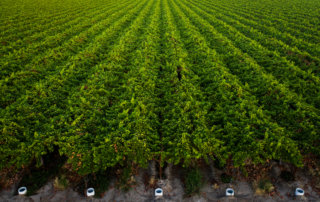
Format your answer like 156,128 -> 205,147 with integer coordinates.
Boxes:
205,0 -> 320,43
0,0 -> 150,171
190,0 -> 320,75
0,0 -> 134,79
208,0 -> 320,37
1,0 -> 319,177
185,0 -> 320,107
197,0 -> 320,59
168,0 -> 301,167
0,2 -> 107,52
173,0 -> 320,157
0,0 -> 140,109
54,0 -> 157,174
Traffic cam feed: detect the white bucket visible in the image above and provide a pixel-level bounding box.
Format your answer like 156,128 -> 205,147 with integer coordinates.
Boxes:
226,188 -> 234,196
295,188 -> 304,196
18,187 -> 27,195
87,188 -> 95,197
155,188 -> 163,196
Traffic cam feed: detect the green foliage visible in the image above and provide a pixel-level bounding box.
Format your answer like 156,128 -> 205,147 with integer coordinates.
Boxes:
18,171 -> 51,196
220,173 -> 232,183
184,168 -> 203,196
17,153 -> 65,196
0,0 -> 319,182
116,166 -> 136,191
213,159 -> 225,170
253,178 -> 274,195
54,174 -> 69,190
258,179 -> 274,193
73,171 -> 111,197
88,171 -> 111,198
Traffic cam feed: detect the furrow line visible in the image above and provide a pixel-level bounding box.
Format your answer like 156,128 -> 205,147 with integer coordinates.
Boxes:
175,0 -> 320,155
0,0 -> 134,78
0,0 -> 113,26
158,0 -> 218,166
56,0 -> 157,173
190,0 -> 320,74
169,0 -> 301,166
0,0 -> 151,170
211,0 -> 320,38
0,0 -> 125,53
182,0 -> 320,108
196,0 -> 320,58
0,1 -> 106,38
0,0 -> 142,109
208,0 -> 320,29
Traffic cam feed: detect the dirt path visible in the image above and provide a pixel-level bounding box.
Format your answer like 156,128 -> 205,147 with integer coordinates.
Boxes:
1,167 -> 319,202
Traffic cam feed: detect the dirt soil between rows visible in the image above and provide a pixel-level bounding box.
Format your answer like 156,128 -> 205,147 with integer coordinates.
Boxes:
1,164 -> 319,202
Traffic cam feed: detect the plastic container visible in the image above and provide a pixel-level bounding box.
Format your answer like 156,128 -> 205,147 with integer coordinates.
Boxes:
295,188 -> 304,196
87,188 -> 95,197
226,188 -> 234,196
155,188 -> 163,196
18,187 -> 27,195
